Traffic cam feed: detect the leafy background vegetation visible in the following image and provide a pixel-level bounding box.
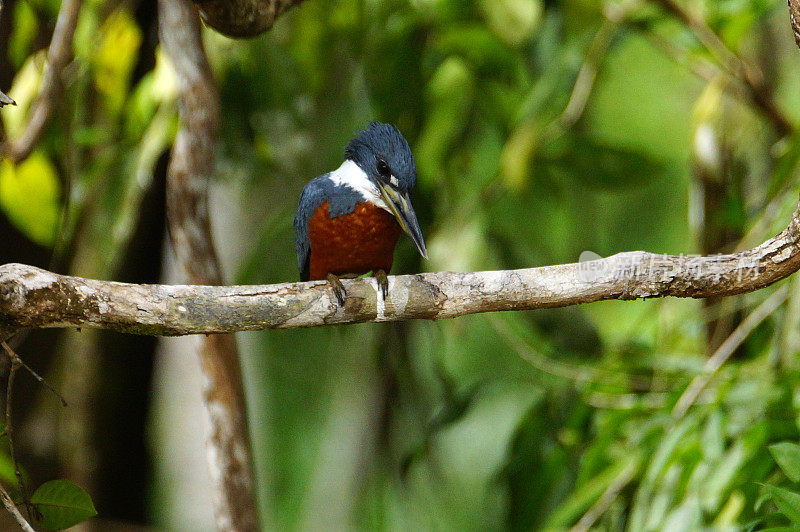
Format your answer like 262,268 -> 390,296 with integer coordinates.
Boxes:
3,0 -> 800,529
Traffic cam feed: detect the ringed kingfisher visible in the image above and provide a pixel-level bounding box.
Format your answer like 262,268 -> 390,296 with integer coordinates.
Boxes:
294,121 -> 428,304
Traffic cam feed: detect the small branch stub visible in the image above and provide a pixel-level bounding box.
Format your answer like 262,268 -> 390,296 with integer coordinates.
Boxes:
0,91 -> 15,107
192,0 -> 307,38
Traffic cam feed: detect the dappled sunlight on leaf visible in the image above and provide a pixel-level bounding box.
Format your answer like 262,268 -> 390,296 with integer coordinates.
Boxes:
479,0 -> 543,47
92,9 -> 142,115
1,51 -> 44,139
0,152 -> 60,247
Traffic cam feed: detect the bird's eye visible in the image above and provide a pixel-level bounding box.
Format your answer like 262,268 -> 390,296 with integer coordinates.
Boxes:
376,160 -> 391,179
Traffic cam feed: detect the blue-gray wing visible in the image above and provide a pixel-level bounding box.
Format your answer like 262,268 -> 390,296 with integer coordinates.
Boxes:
294,176 -> 329,281
293,174 -> 363,281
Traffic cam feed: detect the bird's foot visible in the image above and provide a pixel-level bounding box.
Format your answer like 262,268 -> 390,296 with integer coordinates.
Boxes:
374,269 -> 389,299
327,273 -> 347,306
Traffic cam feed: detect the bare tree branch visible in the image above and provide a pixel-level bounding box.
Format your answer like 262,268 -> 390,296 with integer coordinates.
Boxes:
553,19 -> 617,132
158,0 -> 258,530
2,0 -> 82,163
2,343 -> 30,520
1,194 -> 799,335
191,0 -> 307,38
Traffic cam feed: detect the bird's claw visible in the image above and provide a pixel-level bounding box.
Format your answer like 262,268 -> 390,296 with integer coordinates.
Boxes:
374,269 -> 389,299
327,273 -> 347,306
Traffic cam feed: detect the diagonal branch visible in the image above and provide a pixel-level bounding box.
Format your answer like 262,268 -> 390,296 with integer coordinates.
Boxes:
0,480 -> 34,532
1,195 -> 799,336
671,285 -> 790,418
2,0 -> 82,164
191,0 -> 307,38
158,0 -> 258,530
652,0 -> 793,136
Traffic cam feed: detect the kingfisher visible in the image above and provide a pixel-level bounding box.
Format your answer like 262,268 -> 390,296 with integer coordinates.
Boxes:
294,121 -> 428,304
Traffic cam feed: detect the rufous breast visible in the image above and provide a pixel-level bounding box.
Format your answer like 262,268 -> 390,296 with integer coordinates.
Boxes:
307,201 -> 402,281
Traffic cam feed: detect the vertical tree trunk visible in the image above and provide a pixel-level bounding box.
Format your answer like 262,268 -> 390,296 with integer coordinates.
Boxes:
158,1 -> 258,529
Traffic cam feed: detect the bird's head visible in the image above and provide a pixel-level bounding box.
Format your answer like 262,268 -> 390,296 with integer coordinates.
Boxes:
345,121 -> 417,191
345,121 -> 427,259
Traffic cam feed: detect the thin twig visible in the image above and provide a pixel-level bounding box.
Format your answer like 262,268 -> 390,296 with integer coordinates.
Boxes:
651,0 -> 793,136
0,480 -> 34,532
0,340 -> 66,526
570,458 -> 639,532
488,314 -> 653,391
558,19 -> 618,130
3,349 -> 30,520
1,342 -> 67,406
539,18 -> 619,144
2,0 -> 83,163
672,286 -> 789,417
631,20 -> 725,85
654,0 -> 742,73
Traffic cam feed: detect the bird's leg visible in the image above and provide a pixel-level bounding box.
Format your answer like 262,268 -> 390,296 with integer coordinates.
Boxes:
374,269 -> 389,299
327,273 -> 347,306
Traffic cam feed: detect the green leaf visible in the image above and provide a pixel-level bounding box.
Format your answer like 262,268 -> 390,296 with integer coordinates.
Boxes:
92,9 -> 142,115
0,450 -> 19,487
1,51 -> 44,138
31,479 -> 97,530
770,443 -> 800,482
761,484 -> 800,524
8,2 -> 38,68
0,152 -> 60,246
501,119 -> 539,192
478,0 -> 542,47
416,57 -> 475,186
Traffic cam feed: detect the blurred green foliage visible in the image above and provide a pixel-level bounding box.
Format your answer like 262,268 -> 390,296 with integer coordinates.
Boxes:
0,152 -> 60,246
4,0 -> 800,529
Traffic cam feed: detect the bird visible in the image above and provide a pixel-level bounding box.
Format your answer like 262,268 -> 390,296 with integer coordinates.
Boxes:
294,121 -> 428,305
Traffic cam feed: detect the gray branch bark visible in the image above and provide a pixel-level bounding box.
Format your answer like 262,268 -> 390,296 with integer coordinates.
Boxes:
1,198 -> 799,336
0,481 -> 33,532
192,0 -> 307,37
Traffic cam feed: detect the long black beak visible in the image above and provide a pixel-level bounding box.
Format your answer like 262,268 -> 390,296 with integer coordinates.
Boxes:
378,181 -> 428,260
